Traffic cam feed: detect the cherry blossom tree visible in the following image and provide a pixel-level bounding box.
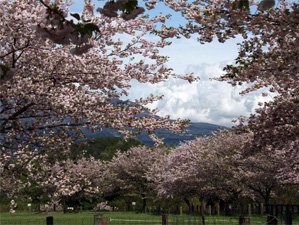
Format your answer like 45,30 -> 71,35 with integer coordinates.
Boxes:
31,156 -> 105,212
106,146 -> 163,212
220,2 -> 299,184
148,131 -> 253,224
150,131 -> 248,199
235,94 -> 299,185
236,151 -> 282,205
0,0 -> 193,201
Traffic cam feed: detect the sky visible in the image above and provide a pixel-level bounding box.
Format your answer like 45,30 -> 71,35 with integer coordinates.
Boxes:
69,1 -> 272,127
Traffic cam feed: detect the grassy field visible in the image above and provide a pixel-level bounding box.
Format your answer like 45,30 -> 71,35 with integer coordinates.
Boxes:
0,211 -> 298,225
0,211 -> 94,225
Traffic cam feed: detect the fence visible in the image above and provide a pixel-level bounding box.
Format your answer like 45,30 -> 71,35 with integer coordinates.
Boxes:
1,214 -> 298,225
101,214 -> 299,225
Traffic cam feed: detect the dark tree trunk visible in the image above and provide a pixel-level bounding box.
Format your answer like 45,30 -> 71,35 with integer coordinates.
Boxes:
61,199 -> 67,214
200,199 -> 206,225
184,198 -> 191,212
157,205 -> 161,215
142,197 -> 147,213
183,198 -> 194,212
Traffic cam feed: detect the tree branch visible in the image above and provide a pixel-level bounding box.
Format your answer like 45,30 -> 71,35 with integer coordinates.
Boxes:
0,103 -> 35,133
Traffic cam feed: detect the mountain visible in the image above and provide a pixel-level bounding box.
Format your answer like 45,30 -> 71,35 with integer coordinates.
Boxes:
13,98 -> 227,146
83,122 -> 227,146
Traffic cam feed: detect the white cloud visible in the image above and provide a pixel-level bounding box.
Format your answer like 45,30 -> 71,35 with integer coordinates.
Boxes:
124,34 -> 274,127
127,62 -> 272,127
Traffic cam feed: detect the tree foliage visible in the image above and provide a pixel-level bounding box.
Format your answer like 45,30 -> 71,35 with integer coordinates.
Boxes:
0,0 -> 192,202
1,0 -> 298,211
71,137 -> 142,161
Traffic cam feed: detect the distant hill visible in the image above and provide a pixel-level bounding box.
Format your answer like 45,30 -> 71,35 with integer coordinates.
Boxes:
16,97 -> 227,146
83,122 -> 227,146
71,137 -> 142,160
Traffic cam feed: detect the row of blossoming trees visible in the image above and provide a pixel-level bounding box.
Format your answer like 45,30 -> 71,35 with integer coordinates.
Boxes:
0,0 -> 298,215
4,131 -> 299,214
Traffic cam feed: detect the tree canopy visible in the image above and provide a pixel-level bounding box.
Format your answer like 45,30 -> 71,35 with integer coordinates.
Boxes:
1,0 -> 298,212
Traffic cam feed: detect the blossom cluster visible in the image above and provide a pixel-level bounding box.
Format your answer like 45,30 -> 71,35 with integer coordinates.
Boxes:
94,201 -> 113,211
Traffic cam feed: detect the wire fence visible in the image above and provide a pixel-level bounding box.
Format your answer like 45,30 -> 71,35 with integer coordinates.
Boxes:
1,214 -> 298,225
104,215 -> 299,225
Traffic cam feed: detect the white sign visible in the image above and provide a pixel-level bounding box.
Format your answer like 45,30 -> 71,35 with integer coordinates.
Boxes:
27,203 -> 31,207
132,202 -> 136,206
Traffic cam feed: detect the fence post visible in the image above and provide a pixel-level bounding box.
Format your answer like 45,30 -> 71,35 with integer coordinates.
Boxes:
162,213 -> 168,225
260,203 -> 264,216
239,215 -> 250,225
216,203 -> 220,216
208,205 -> 212,216
46,216 -> 53,225
248,204 -> 251,217
285,205 -> 292,225
94,214 -> 104,225
180,206 -> 183,215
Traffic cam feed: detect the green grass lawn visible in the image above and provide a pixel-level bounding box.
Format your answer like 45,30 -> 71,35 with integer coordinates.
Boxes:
0,211 -> 94,225
0,211 -> 298,225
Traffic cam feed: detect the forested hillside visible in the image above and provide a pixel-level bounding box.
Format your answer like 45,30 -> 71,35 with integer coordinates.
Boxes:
83,122 -> 227,146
